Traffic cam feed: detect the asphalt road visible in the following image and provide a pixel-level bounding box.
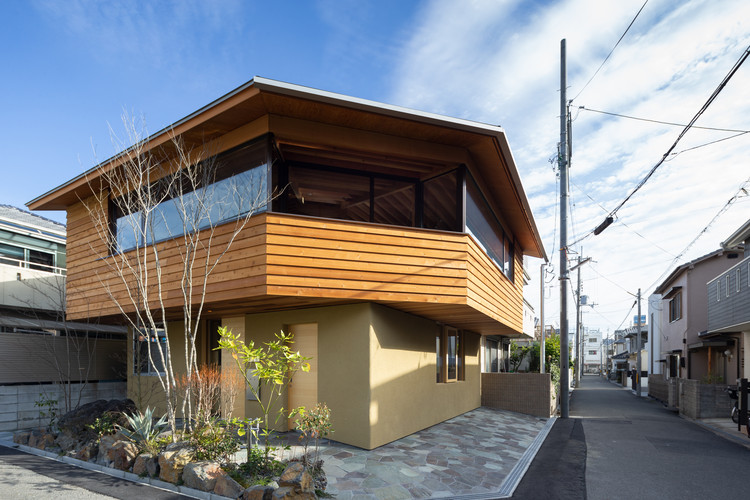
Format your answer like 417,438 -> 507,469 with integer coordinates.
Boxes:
0,445 -> 191,500
514,375 -> 750,500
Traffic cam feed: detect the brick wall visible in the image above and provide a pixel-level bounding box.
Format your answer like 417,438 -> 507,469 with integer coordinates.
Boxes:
0,381 -> 127,432
678,379 -> 730,419
481,372 -> 555,417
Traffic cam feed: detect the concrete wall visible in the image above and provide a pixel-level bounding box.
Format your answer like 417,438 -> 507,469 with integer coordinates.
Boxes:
0,381 -> 127,432
481,372 -> 555,417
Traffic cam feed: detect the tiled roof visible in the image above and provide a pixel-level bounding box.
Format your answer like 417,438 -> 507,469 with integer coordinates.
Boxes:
0,204 -> 66,235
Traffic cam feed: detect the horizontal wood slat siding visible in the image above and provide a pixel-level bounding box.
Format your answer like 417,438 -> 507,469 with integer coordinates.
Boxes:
65,206 -> 522,334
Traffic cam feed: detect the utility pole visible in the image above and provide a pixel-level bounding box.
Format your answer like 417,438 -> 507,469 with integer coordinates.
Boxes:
637,288 -> 642,397
540,263 -> 546,374
575,256 -> 582,386
559,39 -> 570,418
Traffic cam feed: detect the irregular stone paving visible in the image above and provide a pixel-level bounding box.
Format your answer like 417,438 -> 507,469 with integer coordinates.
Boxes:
314,407 -> 547,500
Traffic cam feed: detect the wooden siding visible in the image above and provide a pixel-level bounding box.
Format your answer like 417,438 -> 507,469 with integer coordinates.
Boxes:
65,206 -> 523,335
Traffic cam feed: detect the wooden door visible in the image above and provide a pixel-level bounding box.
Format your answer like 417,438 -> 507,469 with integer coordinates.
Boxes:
288,323 -> 318,430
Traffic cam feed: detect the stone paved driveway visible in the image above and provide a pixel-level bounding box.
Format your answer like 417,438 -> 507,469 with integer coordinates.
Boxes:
311,407 -> 550,499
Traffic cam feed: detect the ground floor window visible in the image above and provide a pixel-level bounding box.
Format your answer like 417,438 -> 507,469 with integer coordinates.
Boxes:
437,326 -> 464,383
134,326 -> 167,375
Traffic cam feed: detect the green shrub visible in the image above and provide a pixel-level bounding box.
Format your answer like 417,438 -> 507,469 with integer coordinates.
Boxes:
190,419 -> 241,463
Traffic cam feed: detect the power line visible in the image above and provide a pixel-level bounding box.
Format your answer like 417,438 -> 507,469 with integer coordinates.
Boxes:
591,43 -> 750,238
571,0 -> 649,103
645,175 -> 750,293
665,131 -> 750,160
578,106 -> 750,133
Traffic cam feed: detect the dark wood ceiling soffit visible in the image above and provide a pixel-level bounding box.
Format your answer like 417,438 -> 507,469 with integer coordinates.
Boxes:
275,141 -> 456,180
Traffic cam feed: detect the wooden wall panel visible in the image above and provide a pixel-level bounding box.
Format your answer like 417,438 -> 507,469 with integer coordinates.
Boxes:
65,207 -> 523,337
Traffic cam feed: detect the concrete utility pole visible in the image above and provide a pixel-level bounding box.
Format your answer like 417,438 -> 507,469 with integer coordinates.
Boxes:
637,288 -> 642,397
540,263 -> 546,374
559,39 -> 570,418
576,256 -> 582,385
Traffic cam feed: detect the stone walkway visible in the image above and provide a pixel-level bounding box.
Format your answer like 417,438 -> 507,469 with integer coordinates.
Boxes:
305,407 -> 551,499
2,407 -> 553,500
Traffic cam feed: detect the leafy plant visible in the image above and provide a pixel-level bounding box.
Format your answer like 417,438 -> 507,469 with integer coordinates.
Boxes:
293,403 -> 333,465
216,326 -> 311,464
189,418 -> 241,463
35,393 -> 59,430
117,407 -> 168,453
87,412 -> 119,441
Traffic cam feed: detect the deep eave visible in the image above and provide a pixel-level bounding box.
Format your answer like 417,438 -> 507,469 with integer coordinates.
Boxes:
28,77 -> 546,260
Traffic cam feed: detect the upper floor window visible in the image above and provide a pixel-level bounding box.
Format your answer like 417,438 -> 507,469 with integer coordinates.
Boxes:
112,138 -> 269,253
0,242 -> 58,273
737,269 -> 741,292
726,275 -> 730,297
588,337 -> 597,343
466,174 -> 514,278
669,291 -> 682,322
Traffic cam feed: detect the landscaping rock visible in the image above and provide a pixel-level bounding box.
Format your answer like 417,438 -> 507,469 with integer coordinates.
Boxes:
109,441 -> 138,471
278,462 -> 313,492
183,461 -> 224,492
28,429 -> 55,450
12,431 -> 30,445
133,453 -> 159,477
214,474 -> 244,499
271,486 -> 316,499
242,485 -> 275,500
96,434 -> 118,465
146,455 -> 161,478
158,446 -> 194,483
56,399 -> 136,444
73,441 -> 98,462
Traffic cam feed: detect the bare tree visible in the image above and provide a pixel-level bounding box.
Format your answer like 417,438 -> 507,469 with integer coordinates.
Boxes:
80,114 -> 269,436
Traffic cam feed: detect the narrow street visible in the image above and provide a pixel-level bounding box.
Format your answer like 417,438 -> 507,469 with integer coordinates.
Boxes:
514,375 -> 750,499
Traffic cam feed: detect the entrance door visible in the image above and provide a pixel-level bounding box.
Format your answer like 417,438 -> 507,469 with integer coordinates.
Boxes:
287,323 -> 318,430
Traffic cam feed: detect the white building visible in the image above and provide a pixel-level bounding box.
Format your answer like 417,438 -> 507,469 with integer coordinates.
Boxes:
583,328 -> 602,374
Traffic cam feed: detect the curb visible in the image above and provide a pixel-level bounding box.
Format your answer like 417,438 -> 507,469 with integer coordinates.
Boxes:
687,418 -> 750,451
0,439 -> 232,500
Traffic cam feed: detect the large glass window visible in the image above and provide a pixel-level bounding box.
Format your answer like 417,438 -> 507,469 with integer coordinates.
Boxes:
133,326 -> 167,375
286,166 -> 371,222
466,174 -> 513,279
113,138 -> 268,252
423,171 -> 458,231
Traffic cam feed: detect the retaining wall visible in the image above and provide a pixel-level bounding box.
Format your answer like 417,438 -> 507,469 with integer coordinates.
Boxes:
481,372 -> 556,417
0,381 -> 127,432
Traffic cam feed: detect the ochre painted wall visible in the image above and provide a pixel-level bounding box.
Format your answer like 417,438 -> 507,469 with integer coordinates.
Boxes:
368,303 -> 481,449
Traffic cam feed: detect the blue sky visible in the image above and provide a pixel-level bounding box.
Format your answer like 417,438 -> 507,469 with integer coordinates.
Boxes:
3,0 -> 750,336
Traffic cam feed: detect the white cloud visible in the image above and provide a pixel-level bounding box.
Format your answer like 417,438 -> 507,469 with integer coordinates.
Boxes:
388,0 -> 750,332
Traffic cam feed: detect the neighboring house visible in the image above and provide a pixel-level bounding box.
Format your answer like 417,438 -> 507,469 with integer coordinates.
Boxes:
654,250 -> 738,383
0,205 -> 126,431
707,219 -> 750,383
28,78 -> 546,450
582,328 -> 601,374
624,323 -> 648,390
647,293 -> 663,376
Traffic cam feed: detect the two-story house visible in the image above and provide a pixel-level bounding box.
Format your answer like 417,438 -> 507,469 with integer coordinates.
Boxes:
654,250 -> 738,384
706,219 -> 750,384
28,78 -> 546,449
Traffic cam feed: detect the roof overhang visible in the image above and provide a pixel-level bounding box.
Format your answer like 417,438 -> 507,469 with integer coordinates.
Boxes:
662,286 -> 682,300
27,77 -> 546,260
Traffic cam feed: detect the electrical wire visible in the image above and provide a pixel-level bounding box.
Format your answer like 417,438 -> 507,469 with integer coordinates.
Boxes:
571,0 -> 649,103
589,43 -> 750,240
665,131 -> 750,161
569,179 -> 676,257
578,107 -> 750,133
645,175 -> 750,293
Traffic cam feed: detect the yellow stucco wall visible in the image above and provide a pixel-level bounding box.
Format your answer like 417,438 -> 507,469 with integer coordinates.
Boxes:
238,303 -> 372,448
368,303 -> 481,449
